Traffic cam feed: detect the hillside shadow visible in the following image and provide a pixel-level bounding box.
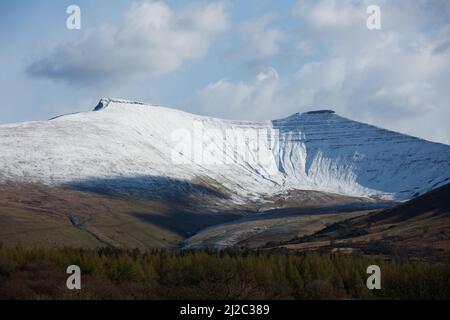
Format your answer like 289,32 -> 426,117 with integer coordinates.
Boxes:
64,175 -> 228,205
242,201 -> 394,222
134,211 -> 239,238
64,175 -> 239,237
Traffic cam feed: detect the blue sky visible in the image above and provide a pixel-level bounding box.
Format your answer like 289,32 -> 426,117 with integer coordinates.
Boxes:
1,0 -> 450,144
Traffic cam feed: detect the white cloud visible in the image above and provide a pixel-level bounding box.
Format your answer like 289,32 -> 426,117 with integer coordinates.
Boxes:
194,62 -> 346,121
195,66 -> 283,119
236,14 -> 286,61
293,0 -> 365,30
27,1 -> 227,84
256,66 -> 279,82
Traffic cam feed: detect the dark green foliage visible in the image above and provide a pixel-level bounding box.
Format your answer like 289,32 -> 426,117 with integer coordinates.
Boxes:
0,245 -> 448,300
282,221 -> 370,246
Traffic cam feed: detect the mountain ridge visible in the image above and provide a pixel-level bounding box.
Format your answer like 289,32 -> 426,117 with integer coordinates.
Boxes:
0,99 -> 449,203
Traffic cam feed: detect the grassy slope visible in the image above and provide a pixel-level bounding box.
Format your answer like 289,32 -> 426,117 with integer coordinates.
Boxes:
282,184 -> 450,259
184,210 -> 371,249
0,183 -> 389,250
0,183 -> 240,249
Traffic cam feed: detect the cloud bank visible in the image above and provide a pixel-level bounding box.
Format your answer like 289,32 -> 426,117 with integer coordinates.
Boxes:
27,1 -> 227,84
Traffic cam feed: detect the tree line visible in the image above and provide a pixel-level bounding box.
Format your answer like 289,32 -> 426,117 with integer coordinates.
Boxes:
0,245 -> 448,299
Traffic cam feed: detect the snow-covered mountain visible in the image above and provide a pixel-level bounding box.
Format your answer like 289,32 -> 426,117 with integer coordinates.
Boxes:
0,98 -> 449,202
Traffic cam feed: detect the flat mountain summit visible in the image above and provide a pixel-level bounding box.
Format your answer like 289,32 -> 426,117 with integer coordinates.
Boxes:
0,99 -> 449,203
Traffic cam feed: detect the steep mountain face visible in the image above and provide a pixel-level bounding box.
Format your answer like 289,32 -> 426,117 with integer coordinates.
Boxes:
271,111 -> 450,200
0,99 -> 449,202
364,183 -> 450,224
